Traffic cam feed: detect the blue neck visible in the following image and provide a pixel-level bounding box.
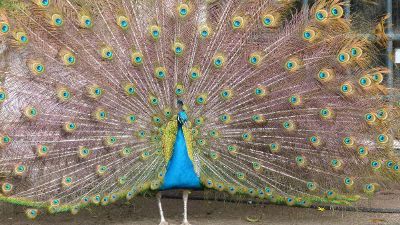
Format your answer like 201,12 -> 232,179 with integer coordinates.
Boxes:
160,115 -> 202,190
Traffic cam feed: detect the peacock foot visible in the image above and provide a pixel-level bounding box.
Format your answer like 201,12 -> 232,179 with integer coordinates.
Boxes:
180,222 -> 191,225
159,221 -> 169,225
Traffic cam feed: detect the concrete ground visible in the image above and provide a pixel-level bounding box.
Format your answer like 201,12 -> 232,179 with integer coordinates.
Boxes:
1,190 -> 400,225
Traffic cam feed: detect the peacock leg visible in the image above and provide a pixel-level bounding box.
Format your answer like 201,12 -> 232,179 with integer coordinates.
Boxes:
157,192 -> 169,225
181,190 -> 191,225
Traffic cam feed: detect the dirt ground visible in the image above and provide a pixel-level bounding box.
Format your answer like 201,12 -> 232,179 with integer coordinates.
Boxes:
1,190 -> 400,225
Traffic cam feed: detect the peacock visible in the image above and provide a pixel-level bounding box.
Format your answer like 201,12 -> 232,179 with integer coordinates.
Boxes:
0,0 -> 399,224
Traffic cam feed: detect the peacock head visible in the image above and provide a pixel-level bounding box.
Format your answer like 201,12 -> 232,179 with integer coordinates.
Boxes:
177,99 -> 184,110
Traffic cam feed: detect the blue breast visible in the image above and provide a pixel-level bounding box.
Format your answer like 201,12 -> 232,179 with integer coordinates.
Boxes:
160,113 -> 202,190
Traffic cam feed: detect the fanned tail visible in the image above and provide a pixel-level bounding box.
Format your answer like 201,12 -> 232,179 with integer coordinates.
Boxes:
0,0 -> 398,218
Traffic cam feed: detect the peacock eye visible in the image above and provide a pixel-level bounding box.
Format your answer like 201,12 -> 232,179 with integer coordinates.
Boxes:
177,4 -> 190,17
337,52 -> 350,63
14,31 -> 29,44
232,16 -> 244,29
262,15 -> 275,27
315,10 -> 328,22
173,42 -> 185,55
42,0 -> 49,6
52,14 -> 63,27
80,15 -> 93,28
117,16 -> 129,29
1,23 -> 9,33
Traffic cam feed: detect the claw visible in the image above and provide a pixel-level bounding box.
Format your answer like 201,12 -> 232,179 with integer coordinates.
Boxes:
159,221 -> 169,225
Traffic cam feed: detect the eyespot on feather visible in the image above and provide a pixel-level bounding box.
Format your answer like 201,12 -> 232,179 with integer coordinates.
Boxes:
232,16 -> 245,29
